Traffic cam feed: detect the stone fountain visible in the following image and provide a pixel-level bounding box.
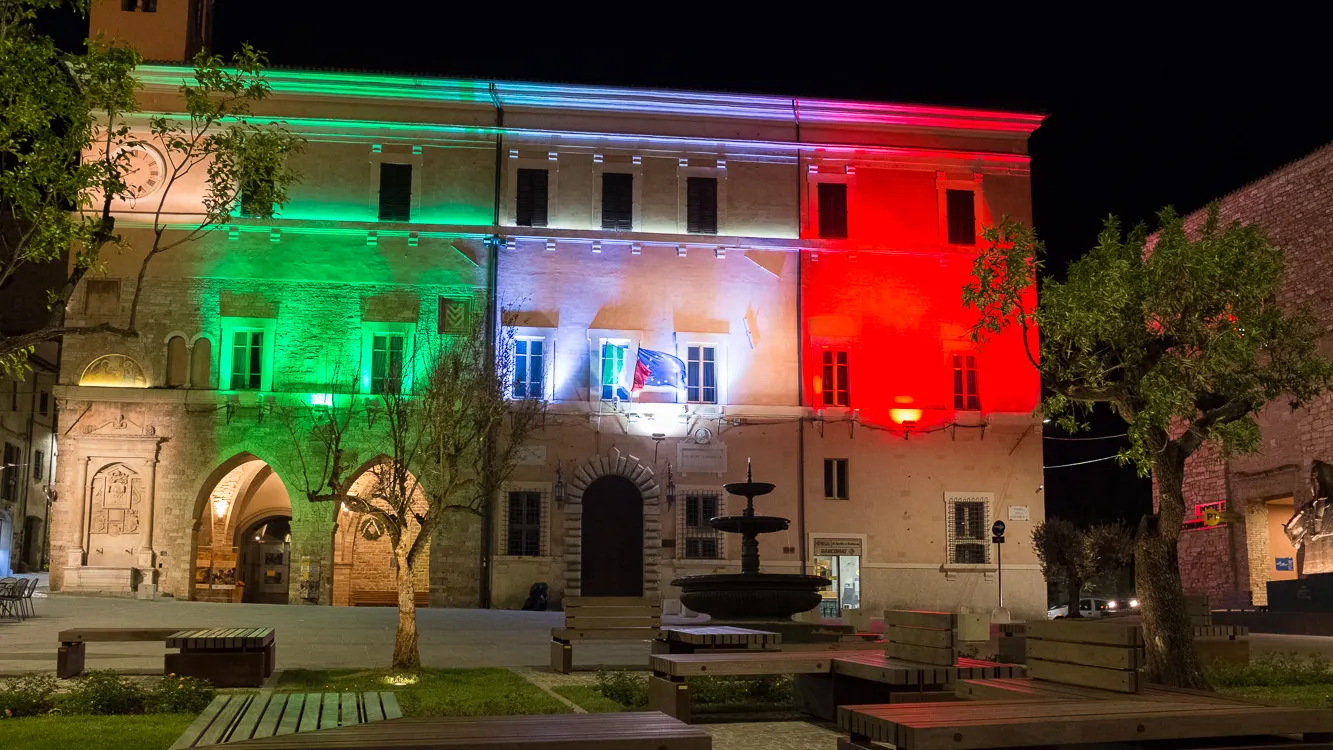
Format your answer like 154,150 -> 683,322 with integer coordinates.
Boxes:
672,462 -> 831,620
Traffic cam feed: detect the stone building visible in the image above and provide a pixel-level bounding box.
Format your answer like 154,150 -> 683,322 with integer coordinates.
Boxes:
0,343 -> 58,576
1173,142 -> 1333,606
50,1 -> 1049,618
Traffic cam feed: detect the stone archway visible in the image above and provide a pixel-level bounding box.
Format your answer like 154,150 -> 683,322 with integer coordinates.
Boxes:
563,448 -> 660,598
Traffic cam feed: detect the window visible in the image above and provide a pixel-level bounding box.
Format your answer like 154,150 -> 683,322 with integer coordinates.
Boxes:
513,338 -> 544,399
823,458 -> 848,500
190,338 -> 212,388
817,182 -> 848,239
505,490 -> 544,556
515,169 -> 549,227
685,345 -> 717,404
238,178 -> 274,218
601,172 -> 633,230
166,336 -> 188,387
681,491 -> 723,559
946,189 -> 976,245
1,443 -> 16,501
686,177 -> 718,234
947,497 -> 989,565
600,342 -> 629,400
378,163 -> 413,221
371,333 -> 405,394
122,0 -> 155,10
230,330 -> 264,390
439,297 -> 469,334
38,391 -> 49,416
952,354 -> 980,410
820,349 -> 850,407
85,279 -> 121,316
32,450 -> 43,481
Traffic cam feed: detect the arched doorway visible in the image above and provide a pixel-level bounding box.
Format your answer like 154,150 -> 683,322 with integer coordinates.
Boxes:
191,455 -> 293,603
580,475 -> 644,597
331,460 -> 431,607
237,517 -> 291,604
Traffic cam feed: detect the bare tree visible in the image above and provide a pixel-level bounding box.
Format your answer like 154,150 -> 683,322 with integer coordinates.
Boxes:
279,311 -> 546,670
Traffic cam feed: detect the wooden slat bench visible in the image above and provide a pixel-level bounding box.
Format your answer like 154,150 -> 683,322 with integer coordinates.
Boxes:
886,610 -> 957,666
838,698 -> 1333,749
349,590 -> 430,607
58,627 -> 192,678
166,628 -> 276,688
550,596 -> 660,674
209,711 -> 710,749
171,691 -> 401,748
653,625 -> 781,654
1197,624 -> 1251,664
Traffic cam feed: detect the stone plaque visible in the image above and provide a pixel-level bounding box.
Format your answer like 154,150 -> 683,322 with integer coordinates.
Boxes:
678,442 -> 727,474
813,537 -> 863,557
1007,505 -> 1030,521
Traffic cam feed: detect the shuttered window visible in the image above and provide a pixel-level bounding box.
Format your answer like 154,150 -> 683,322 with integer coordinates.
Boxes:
686,177 -> 718,234
946,189 -> 976,245
378,163 -> 412,222
515,168 -> 549,227
817,182 -> 848,239
601,172 -> 633,230
952,354 -> 980,410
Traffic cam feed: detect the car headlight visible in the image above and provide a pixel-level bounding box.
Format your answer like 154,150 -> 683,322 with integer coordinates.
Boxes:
1107,601 -> 1117,609
1129,598 -> 1139,608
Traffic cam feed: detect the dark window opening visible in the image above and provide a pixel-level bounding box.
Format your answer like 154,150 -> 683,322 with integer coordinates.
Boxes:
231,330 -> 264,390
506,491 -> 543,556
371,334 -> 405,394
39,391 -> 49,416
820,349 -> 850,407
515,168 -> 549,227
601,172 -> 633,230
817,182 -> 848,239
823,458 -> 849,500
686,177 -> 718,234
1,443 -> 17,501
33,450 -> 44,481
946,189 -> 976,245
952,354 -> 980,410
682,492 -> 722,559
378,163 -> 413,222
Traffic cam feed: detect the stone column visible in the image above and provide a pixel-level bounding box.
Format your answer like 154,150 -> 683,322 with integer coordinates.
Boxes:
67,456 -> 91,568
135,456 -> 159,598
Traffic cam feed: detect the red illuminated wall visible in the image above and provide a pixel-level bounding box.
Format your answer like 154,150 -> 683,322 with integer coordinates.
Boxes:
800,169 -> 1039,428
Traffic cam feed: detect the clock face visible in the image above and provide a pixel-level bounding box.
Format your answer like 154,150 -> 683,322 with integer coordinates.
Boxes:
117,145 -> 165,200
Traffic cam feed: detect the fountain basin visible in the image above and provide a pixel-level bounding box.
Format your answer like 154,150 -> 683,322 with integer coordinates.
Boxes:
722,481 -> 775,497
672,572 -> 831,620
710,515 -> 789,535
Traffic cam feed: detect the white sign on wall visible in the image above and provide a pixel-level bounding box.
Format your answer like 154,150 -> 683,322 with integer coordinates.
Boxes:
1007,505 -> 1031,521
677,442 -> 727,474
813,538 -> 863,557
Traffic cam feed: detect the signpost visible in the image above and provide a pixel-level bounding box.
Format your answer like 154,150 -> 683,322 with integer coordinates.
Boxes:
992,520 -> 1008,622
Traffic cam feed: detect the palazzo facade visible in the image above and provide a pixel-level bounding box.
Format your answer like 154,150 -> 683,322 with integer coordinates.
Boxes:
49,2 -> 1049,619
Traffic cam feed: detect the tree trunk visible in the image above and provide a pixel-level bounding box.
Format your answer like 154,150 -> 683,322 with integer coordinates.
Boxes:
390,544 -> 420,671
1066,571 -> 1085,618
1137,446 -> 1207,688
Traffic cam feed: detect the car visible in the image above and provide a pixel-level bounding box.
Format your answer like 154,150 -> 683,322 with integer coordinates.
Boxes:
1047,597 -> 1114,619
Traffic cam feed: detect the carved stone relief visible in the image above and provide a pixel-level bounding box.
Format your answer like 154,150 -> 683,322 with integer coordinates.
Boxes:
90,463 -> 143,537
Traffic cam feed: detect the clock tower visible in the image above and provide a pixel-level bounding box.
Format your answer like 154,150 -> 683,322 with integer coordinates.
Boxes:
89,0 -> 214,62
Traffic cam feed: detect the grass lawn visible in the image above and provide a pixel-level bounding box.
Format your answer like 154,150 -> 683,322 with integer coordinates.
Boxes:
1218,684 -> 1333,709
552,685 -> 627,713
0,714 -> 196,750
277,668 -> 568,718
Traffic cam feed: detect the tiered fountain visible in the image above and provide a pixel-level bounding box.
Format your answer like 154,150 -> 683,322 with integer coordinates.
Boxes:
672,461 -> 831,620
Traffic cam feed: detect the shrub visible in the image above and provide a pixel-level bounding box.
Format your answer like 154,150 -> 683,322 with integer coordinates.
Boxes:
64,671 -> 148,715
0,673 -> 59,718
691,675 -> 793,705
150,673 -> 215,714
1208,653 -> 1333,688
594,670 -> 648,708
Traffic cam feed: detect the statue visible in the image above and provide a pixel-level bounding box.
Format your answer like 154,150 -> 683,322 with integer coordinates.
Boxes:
1288,460 -> 1333,575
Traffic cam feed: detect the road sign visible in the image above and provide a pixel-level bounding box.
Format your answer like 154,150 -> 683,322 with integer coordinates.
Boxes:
992,520 -> 1006,538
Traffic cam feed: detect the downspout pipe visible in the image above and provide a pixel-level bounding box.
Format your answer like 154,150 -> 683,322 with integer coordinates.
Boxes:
793,99 -> 807,575
479,82 -> 504,609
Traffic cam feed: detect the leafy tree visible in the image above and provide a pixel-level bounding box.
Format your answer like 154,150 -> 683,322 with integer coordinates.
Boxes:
1033,519 -> 1134,617
0,0 -> 301,375
965,208 -> 1333,688
279,314 -> 546,670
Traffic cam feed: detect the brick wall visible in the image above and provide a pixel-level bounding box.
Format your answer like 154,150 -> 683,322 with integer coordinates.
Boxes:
1173,141 -> 1333,602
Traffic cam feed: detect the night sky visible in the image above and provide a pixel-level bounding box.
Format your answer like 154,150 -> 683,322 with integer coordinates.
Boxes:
54,8 -> 1333,526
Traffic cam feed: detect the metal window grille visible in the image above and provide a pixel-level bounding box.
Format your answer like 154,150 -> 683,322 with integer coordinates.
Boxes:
686,345 -> 716,404
952,354 -> 980,410
947,498 -> 989,564
503,489 -> 548,557
513,338 -> 544,399
679,491 -> 724,560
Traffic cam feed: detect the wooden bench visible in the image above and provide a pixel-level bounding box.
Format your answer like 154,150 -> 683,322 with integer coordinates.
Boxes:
166,628 -> 276,688
203,711 -> 710,748
350,590 -> 430,607
652,625 -> 781,654
58,627 -> 191,678
955,620 -> 1143,700
1196,624 -> 1251,664
171,691 -> 400,748
550,596 -> 660,674
886,610 -> 957,666
1188,594 -> 1213,627
838,698 -> 1333,749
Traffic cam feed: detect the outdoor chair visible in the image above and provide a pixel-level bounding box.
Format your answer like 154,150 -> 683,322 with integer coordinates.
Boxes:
19,577 -> 38,619
0,578 -> 23,621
